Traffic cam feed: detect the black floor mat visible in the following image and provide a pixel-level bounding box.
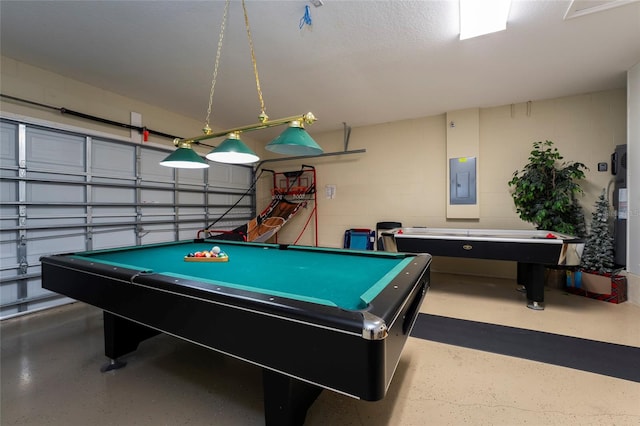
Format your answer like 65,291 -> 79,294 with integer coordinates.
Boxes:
411,313 -> 640,383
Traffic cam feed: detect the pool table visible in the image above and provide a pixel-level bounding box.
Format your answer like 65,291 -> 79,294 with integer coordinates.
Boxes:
381,227 -> 584,310
40,239 -> 431,426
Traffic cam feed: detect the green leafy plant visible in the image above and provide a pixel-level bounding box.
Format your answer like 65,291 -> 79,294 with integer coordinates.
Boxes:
580,189 -> 615,274
508,140 -> 587,236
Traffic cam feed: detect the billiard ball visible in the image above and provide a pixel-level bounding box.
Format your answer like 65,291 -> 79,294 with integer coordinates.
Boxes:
211,246 -> 221,254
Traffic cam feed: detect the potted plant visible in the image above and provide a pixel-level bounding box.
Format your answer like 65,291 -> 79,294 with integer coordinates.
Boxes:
568,190 -> 627,303
508,140 -> 588,236
508,140 -> 588,289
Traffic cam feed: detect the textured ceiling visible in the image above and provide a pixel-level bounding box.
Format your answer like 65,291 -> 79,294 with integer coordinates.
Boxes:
1,0 -> 639,141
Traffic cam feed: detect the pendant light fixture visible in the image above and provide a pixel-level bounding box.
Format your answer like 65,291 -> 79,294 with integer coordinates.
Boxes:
160,0 -> 323,169
159,140 -> 209,169
206,132 -> 259,164
266,119 -> 324,156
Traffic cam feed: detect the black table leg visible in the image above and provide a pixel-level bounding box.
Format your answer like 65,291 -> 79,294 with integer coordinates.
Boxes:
516,263 -> 527,294
518,263 -> 545,310
101,311 -> 160,371
262,369 -> 323,426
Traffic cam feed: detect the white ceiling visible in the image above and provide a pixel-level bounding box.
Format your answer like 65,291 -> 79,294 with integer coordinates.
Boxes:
1,0 -> 639,141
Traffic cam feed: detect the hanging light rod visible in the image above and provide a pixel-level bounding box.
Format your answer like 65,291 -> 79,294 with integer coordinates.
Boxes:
160,0 -> 324,168
164,112 -> 322,166
174,112 -> 317,145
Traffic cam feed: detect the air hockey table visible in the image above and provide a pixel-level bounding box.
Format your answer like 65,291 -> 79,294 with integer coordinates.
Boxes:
380,227 -> 584,310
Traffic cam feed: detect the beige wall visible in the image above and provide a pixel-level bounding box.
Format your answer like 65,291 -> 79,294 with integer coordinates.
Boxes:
0,56 -> 260,155
1,56 -> 628,281
264,90 -> 627,278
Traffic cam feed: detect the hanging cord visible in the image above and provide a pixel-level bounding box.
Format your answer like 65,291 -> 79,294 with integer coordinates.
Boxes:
293,202 -> 316,245
299,5 -> 312,29
203,0 -> 231,134
287,165 -> 311,194
205,168 -> 266,231
291,165 -> 316,244
242,0 -> 267,122
205,166 -> 313,238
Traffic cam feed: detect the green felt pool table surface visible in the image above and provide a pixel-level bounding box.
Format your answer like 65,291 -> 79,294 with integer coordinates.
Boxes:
71,240 -> 414,310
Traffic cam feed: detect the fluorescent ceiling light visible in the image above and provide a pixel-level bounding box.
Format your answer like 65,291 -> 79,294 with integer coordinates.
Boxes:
460,0 -> 511,40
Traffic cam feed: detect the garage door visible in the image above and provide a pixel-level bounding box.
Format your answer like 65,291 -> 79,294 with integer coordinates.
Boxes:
0,118 -> 254,318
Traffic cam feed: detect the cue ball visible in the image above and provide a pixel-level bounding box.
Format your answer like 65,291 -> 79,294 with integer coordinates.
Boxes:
211,246 -> 221,254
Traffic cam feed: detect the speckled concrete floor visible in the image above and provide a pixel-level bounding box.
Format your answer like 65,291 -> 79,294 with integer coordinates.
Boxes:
2,272 -> 639,425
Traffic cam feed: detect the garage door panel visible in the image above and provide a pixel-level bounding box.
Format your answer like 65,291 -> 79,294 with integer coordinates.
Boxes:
1,121 -> 18,167
93,228 -> 136,250
92,139 -> 135,179
26,128 -> 85,173
27,182 -> 85,203
29,230 -> 86,258
139,148 -> 175,184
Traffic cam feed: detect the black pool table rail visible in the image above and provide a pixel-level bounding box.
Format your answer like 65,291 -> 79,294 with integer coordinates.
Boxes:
40,252 -> 427,340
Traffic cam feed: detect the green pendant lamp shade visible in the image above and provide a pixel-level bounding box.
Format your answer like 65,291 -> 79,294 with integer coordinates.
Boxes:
206,132 -> 259,164
159,144 -> 209,169
265,121 -> 323,156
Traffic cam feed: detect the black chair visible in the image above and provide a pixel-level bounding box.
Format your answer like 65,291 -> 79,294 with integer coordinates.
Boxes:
376,221 -> 402,250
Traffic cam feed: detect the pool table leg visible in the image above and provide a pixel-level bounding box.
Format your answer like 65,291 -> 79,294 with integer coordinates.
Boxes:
101,311 -> 161,372
262,369 -> 323,426
517,263 -> 545,310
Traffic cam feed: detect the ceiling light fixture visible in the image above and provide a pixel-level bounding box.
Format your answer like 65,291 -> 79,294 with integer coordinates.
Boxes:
159,140 -> 210,169
206,132 -> 259,164
459,0 -> 511,40
160,0 -> 322,168
266,119 -> 324,156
